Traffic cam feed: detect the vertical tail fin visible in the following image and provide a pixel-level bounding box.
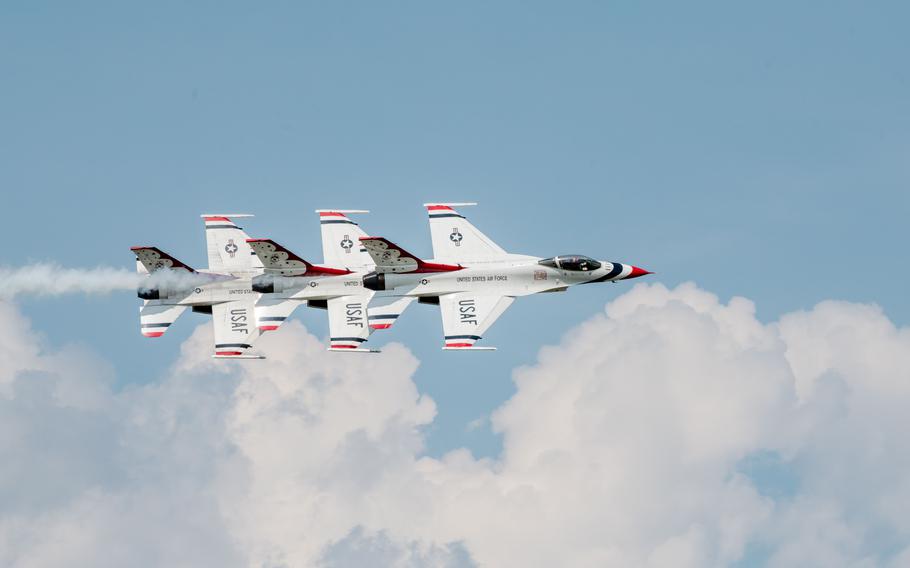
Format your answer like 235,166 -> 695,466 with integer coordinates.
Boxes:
424,203 -> 507,262
316,210 -> 374,270
201,214 -> 263,273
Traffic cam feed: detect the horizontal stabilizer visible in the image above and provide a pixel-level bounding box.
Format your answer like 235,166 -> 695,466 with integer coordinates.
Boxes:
139,302 -> 187,338
256,297 -> 303,332
367,296 -> 415,331
442,346 -> 497,351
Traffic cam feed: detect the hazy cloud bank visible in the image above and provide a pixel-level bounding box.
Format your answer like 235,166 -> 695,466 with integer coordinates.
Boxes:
0,282 -> 908,567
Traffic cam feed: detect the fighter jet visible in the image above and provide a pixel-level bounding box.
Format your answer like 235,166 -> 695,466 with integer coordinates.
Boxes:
247,210 -> 414,352
131,214 -> 266,359
359,203 -> 651,350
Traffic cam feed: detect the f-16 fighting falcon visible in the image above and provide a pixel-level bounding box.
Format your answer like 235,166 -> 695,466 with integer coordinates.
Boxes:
359,203 -> 651,350
247,210 -> 414,352
131,214 -> 266,359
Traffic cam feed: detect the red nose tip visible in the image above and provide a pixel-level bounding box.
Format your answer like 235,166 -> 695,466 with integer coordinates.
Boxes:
626,266 -> 652,279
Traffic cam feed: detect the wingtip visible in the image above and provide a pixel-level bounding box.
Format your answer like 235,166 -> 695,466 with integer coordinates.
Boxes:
327,347 -> 381,354
200,213 -> 254,218
422,202 -> 478,208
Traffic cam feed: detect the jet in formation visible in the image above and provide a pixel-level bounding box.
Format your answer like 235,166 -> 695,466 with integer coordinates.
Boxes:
132,215 -> 267,359
132,204 -> 650,358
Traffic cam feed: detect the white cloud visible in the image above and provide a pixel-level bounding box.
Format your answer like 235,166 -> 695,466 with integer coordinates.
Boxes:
322,528 -> 473,568
0,282 -> 908,567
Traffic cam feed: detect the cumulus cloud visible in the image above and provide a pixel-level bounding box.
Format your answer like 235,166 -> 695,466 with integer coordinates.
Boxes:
0,282 -> 908,567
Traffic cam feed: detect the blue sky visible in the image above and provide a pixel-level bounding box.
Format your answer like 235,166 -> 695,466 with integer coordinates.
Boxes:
2,3 -> 910,566
2,0 -> 908,469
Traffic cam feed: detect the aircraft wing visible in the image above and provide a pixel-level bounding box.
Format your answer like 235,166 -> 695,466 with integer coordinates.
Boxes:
139,302 -> 187,338
247,238 -> 310,275
248,238 -> 352,276
255,297 -> 303,333
131,246 -> 195,273
327,295 -> 375,352
367,295 -> 415,331
212,296 -> 263,358
439,293 -> 514,350
360,237 -> 461,274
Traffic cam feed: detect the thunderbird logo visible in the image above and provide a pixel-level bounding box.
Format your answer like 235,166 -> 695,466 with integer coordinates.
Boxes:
224,239 -> 239,258
450,229 -> 463,246
340,235 -> 354,253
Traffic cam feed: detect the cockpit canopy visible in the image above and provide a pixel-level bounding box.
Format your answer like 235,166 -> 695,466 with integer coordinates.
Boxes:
538,255 -> 602,272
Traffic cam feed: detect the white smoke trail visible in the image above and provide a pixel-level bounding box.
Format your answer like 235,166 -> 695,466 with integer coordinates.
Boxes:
0,264 -> 215,299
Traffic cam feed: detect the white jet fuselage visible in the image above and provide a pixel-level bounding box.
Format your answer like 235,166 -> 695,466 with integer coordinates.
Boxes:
254,273 -> 368,302
141,270 -> 258,308
366,256 -> 638,298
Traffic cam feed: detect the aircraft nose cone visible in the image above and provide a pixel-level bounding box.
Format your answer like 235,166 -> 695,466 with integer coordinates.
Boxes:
626,265 -> 652,279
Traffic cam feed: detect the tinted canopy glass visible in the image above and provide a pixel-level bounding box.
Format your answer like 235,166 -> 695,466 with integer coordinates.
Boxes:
538,256 -> 602,272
